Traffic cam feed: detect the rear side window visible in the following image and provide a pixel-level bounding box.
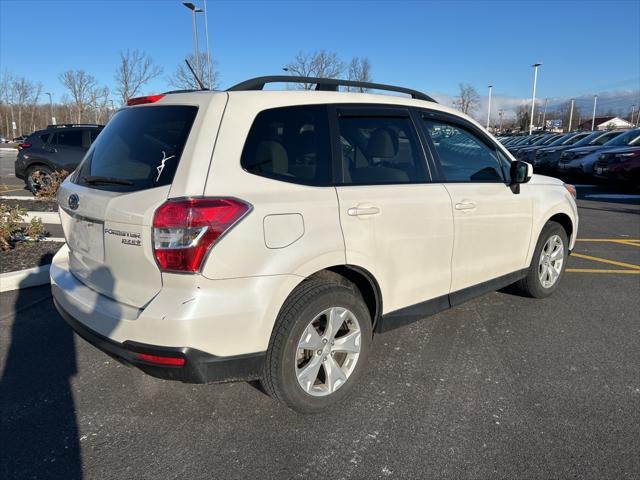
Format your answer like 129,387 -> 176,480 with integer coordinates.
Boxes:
241,105 -> 331,186
338,115 -> 428,185
422,118 -> 504,182
53,130 -> 83,147
75,106 -> 197,192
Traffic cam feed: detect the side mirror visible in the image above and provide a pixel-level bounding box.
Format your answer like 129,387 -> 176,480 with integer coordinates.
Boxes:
509,160 -> 533,194
510,160 -> 533,184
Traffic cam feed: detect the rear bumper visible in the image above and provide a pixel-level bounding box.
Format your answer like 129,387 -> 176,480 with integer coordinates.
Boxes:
54,297 -> 265,383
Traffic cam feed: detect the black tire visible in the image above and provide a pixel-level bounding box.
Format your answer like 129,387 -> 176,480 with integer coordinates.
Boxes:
26,165 -> 53,194
262,279 -> 372,413
513,221 -> 569,298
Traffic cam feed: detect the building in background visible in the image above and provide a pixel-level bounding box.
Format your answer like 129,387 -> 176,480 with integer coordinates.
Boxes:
576,116 -> 634,131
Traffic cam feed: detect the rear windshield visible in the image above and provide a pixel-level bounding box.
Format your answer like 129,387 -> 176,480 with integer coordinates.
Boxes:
74,105 -> 198,191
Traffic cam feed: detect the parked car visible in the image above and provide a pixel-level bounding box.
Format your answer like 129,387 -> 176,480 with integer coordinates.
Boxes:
50,76 -> 578,413
592,146 -> 640,184
518,133 -> 572,163
556,130 -> 626,174
509,134 -> 556,155
559,128 -> 640,176
14,124 -> 103,193
534,132 -> 592,171
12,135 -> 28,142
507,134 -> 545,153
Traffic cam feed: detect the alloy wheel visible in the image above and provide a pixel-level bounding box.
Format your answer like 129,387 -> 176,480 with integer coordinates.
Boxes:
538,234 -> 564,288
295,306 -> 362,397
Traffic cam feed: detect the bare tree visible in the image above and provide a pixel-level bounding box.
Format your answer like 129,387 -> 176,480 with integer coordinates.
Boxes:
169,52 -> 219,90
89,86 -> 110,124
453,84 -> 480,115
346,57 -> 372,91
515,104 -> 531,131
284,50 -> 345,89
114,49 -> 163,105
11,76 -> 41,135
59,70 -> 97,123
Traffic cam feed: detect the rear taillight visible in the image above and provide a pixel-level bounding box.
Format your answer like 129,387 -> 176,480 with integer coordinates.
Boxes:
152,198 -> 251,273
18,142 -> 31,150
127,94 -> 165,106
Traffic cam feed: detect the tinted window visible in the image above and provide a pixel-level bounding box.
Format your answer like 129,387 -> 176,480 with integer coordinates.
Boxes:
604,129 -> 640,146
338,115 -> 427,185
241,105 -> 331,186
54,130 -> 83,147
75,106 -> 197,192
422,119 -> 503,182
591,131 -> 622,145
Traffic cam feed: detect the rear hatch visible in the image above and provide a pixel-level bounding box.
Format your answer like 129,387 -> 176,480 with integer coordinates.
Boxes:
58,101 -> 202,308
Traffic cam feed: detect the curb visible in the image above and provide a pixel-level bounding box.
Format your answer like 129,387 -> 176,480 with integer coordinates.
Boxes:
0,195 -> 36,200
24,211 -> 61,224
0,264 -> 51,292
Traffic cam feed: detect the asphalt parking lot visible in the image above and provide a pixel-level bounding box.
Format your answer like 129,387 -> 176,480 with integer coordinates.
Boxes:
1,149 -> 639,479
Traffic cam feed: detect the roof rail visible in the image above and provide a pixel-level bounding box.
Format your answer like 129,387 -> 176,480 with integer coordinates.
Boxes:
227,76 -> 437,103
47,123 -> 103,129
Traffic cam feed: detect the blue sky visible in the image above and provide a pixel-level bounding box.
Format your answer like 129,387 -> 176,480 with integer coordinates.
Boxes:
1,0 -> 639,113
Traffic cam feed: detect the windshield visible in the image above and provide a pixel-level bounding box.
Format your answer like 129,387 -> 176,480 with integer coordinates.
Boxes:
603,129 -> 640,147
74,105 -> 198,192
590,130 -> 624,145
548,133 -> 574,146
570,131 -> 604,147
562,133 -> 590,145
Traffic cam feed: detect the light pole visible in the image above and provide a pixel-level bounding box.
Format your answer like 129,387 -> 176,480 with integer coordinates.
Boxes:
591,95 -> 598,131
568,99 -> 575,132
45,92 -> 55,125
202,0 -> 212,88
541,97 -> 548,130
183,2 -> 203,77
486,85 -> 493,130
630,104 -> 636,126
498,109 -> 504,132
529,63 -> 541,135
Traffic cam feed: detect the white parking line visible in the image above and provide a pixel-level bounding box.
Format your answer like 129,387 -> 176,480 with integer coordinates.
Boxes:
584,194 -> 640,200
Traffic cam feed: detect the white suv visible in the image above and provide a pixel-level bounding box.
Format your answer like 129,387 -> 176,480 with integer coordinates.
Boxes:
51,76 -> 578,413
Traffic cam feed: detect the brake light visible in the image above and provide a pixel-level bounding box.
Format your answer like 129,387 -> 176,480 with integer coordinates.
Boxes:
152,198 -> 251,273
127,94 -> 165,106
136,352 -> 185,366
18,142 -> 31,150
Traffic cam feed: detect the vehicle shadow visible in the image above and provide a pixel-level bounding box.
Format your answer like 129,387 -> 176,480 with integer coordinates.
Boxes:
0,254 -> 82,479
0,257 -> 118,479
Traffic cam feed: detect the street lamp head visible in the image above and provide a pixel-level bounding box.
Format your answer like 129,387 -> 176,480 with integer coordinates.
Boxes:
532,63 -> 542,67
488,85 -> 493,88
282,67 -> 289,72
183,2 -> 203,11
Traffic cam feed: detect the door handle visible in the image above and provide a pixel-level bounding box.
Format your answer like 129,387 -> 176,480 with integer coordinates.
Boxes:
347,206 -> 380,216
455,201 -> 476,211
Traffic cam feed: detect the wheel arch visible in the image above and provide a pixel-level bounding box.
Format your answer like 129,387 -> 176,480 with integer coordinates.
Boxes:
307,265 -> 383,331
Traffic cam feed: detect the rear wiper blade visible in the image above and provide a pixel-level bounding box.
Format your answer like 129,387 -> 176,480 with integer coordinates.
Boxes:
82,176 -> 133,186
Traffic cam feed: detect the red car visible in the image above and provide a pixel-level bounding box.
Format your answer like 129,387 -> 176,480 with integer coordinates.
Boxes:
593,146 -> 640,185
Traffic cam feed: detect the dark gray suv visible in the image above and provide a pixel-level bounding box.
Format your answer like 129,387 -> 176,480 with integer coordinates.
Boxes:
14,124 -> 103,192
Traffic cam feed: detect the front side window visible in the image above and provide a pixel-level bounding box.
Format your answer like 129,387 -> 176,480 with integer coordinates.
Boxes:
337,115 -> 428,185
241,105 -> 331,186
422,118 -> 504,182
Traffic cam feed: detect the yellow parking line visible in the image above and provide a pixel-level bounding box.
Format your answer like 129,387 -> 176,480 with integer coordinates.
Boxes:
617,240 -> 640,248
571,252 -> 640,271
0,187 -> 24,193
566,268 -> 640,274
577,238 -> 640,242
